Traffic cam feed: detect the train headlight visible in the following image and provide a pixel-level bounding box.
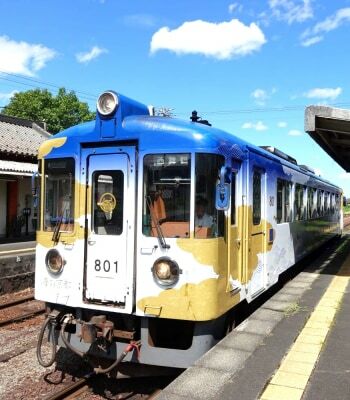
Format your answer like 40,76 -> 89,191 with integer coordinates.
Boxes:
152,257 -> 180,286
97,91 -> 119,116
45,249 -> 64,275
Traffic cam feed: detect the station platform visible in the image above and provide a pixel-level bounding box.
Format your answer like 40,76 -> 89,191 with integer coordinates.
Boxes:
157,235 -> 350,400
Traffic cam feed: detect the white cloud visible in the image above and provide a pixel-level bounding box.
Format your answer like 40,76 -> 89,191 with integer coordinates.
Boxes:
242,121 -> 268,131
301,35 -> 323,47
277,121 -> 287,128
76,46 -> 107,63
251,88 -> 268,105
288,129 -> 303,136
269,0 -> 313,24
301,8 -> 350,46
304,87 -> 342,100
228,3 -> 243,13
0,35 -> 56,77
0,90 -> 17,101
124,14 -> 156,28
150,19 -> 266,60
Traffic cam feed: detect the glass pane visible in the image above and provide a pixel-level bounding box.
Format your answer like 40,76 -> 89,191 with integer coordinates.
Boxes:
195,154 -> 225,238
93,171 -> 124,235
253,171 -> 261,225
44,158 -> 74,232
294,184 -> 304,221
231,174 -> 236,225
277,179 -> 283,223
143,154 -> 191,238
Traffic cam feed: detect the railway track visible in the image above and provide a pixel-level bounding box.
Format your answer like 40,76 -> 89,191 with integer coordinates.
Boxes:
42,375 -> 165,400
0,295 -> 45,327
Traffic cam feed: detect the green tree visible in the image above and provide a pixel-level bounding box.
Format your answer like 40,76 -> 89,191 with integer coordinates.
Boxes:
2,88 -> 95,134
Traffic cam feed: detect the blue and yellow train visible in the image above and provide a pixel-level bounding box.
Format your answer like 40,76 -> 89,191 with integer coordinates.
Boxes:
35,91 -> 342,370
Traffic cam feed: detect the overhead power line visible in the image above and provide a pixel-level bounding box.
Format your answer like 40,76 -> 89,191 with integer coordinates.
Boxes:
0,70 -> 98,102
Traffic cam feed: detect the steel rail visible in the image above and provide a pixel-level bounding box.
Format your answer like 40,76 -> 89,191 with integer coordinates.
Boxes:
42,377 -> 89,400
0,294 -> 34,310
0,305 -> 45,327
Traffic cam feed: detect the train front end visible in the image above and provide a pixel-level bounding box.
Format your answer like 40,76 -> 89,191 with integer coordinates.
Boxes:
34,91 -> 242,370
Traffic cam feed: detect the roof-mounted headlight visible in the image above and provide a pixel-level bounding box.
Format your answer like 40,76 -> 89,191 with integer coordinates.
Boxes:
97,91 -> 119,116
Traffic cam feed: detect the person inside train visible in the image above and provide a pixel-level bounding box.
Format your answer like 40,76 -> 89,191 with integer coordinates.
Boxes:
195,197 -> 214,228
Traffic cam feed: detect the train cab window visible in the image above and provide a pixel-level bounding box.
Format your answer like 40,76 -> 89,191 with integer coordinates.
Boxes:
253,171 -> 261,225
277,179 -> 291,223
195,154 -> 225,238
44,158 -> 75,232
294,184 -> 305,221
92,171 -> 124,235
143,153 -> 191,238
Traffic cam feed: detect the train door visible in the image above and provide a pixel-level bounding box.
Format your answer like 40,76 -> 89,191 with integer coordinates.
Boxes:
82,147 -> 136,313
247,166 -> 267,297
228,161 -> 244,292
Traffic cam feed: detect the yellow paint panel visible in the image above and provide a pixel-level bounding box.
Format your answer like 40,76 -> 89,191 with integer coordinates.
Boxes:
38,137 -> 67,158
137,277 -> 240,321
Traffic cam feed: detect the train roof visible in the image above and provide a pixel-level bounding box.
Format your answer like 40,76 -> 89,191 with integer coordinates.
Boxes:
47,91 -> 341,192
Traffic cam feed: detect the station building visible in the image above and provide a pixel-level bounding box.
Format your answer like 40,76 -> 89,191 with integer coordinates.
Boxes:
0,114 -> 50,241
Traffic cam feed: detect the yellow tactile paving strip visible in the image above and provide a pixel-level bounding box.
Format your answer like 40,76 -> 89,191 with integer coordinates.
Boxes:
260,253 -> 350,400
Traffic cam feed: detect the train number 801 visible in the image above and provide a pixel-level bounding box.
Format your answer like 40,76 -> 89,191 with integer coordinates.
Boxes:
94,259 -> 118,273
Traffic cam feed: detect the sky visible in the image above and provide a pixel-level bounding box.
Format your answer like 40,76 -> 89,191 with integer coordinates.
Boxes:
0,0 -> 350,194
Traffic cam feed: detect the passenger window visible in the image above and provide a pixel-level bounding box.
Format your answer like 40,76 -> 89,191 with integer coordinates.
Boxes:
143,154 -> 191,238
277,179 -> 291,223
307,187 -> 317,219
294,184 -> 305,221
253,171 -> 261,225
92,171 -> 124,235
195,154 -> 225,238
317,190 -> 324,217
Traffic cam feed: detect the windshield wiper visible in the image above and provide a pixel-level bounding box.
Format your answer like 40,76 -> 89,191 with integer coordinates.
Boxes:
146,196 -> 170,249
52,213 -> 64,244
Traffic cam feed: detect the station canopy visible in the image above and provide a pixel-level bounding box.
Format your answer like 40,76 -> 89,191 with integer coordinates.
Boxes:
305,105 -> 350,172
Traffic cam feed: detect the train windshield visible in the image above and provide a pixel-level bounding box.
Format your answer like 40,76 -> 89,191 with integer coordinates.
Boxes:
43,158 -> 75,232
143,154 -> 191,238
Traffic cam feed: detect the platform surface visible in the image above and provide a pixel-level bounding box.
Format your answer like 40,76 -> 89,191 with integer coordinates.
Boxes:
157,235 -> 350,400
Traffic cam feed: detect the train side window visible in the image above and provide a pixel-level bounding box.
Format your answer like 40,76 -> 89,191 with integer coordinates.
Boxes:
253,171 -> 261,225
143,153 -> 191,238
277,179 -> 291,223
307,187 -> 317,219
317,190 -> 324,217
330,193 -> 335,214
231,173 -> 236,225
325,192 -> 330,215
195,153 -> 225,238
335,194 -> 340,215
294,183 -> 305,221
